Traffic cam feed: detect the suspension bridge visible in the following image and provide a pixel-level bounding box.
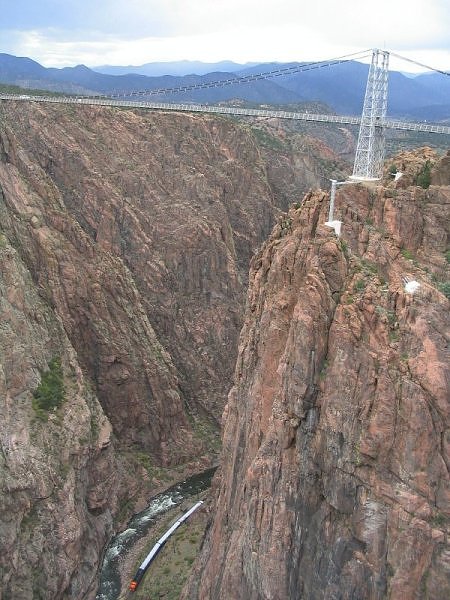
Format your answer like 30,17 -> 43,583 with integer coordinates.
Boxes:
1,49 -> 449,180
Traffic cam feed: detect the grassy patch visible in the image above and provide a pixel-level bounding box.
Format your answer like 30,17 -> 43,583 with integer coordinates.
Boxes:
250,126 -> 285,151
354,279 -> 366,292
430,512 -> 448,528
319,359 -> 329,381
360,258 -> 378,275
414,160 -> 432,189
339,239 -> 349,258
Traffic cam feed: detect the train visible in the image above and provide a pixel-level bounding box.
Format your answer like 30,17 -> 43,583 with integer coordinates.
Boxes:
129,500 -> 204,592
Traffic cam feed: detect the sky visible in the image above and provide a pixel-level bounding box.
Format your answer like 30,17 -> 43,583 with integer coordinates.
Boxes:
1,0 -> 450,73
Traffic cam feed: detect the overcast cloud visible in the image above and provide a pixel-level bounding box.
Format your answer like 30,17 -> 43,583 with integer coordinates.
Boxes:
1,0 -> 450,71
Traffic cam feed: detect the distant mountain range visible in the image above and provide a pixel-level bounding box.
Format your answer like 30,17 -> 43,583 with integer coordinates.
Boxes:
93,60 -> 259,77
1,53 -> 449,121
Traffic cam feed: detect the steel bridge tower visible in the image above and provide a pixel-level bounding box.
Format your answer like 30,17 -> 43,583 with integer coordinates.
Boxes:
351,49 -> 389,180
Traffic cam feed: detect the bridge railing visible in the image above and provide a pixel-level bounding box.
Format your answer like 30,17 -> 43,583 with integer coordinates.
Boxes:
1,93 -> 449,135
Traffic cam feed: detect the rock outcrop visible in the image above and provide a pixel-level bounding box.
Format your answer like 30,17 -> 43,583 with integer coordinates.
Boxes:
185,150 -> 450,599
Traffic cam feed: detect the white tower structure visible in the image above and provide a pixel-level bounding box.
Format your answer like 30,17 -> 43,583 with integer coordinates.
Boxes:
351,49 -> 389,180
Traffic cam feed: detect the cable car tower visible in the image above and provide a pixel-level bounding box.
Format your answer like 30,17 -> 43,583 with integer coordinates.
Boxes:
351,49 -> 389,180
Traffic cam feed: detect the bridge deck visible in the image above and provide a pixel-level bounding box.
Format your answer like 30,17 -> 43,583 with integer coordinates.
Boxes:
1,94 -> 449,135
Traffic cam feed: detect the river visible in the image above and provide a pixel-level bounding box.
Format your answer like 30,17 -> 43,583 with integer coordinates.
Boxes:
96,467 -> 216,600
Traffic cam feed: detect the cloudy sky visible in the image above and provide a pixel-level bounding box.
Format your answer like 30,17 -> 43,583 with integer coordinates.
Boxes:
2,0 -> 450,72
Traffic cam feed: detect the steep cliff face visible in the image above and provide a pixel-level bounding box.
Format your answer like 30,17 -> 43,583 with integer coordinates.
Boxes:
244,119 -> 351,211
186,150 -> 450,599
0,232 -> 118,598
0,100 -> 276,597
0,101 -> 275,441
0,99 -> 348,598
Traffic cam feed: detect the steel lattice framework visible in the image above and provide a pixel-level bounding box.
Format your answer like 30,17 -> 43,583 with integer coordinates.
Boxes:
351,49 -> 390,180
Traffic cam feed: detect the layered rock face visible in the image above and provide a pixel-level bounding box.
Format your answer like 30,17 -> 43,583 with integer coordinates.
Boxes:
186,150 -> 450,599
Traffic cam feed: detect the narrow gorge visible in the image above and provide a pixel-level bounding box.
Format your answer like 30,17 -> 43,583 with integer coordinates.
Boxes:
0,100 -> 348,598
0,99 -> 448,599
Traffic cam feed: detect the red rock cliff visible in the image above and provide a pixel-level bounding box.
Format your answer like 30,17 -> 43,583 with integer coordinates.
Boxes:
0,100 -> 347,598
0,100 -> 278,597
185,150 -> 450,599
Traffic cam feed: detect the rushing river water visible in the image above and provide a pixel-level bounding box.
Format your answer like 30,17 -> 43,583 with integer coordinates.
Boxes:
96,467 -> 217,600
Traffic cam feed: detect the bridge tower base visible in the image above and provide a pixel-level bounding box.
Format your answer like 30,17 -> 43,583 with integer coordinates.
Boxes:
350,49 -> 389,181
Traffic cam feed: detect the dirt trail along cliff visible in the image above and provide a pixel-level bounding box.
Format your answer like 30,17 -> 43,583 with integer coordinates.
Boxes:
185,149 -> 450,600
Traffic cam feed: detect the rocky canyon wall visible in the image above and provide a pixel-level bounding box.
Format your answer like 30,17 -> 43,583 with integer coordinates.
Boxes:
0,100 -> 347,598
185,149 -> 450,599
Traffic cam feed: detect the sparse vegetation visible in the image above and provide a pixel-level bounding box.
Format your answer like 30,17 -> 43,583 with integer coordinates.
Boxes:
0,82 -> 65,97
32,357 -> 65,420
133,451 -> 171,482
354,279 -> 366,292
360,258 -> 379,276
250,126 -> 285,151
414,160 -> 432,189
279,216 -> 292,236
339,239 -> 349,258
188,414 -> 221,454
319,359 -> 329,381
401,248 -> 414,260
437,281 -> 450,299
430,512 -> 448,528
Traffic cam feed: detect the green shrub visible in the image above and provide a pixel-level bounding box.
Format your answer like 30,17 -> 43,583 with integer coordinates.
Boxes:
437,281 -> 450,299
32,357 -> 65,420
415,160 -> 432,189
354,279 -> 366,292
401,248 -> 414,260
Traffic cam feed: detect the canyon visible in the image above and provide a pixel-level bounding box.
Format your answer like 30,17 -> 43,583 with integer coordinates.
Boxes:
0,98 -> 448,599
0,100 -> 348,598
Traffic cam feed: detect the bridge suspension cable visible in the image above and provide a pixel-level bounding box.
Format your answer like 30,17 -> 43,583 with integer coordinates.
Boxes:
103,50 -> 373,99
389,51 -> 450,77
